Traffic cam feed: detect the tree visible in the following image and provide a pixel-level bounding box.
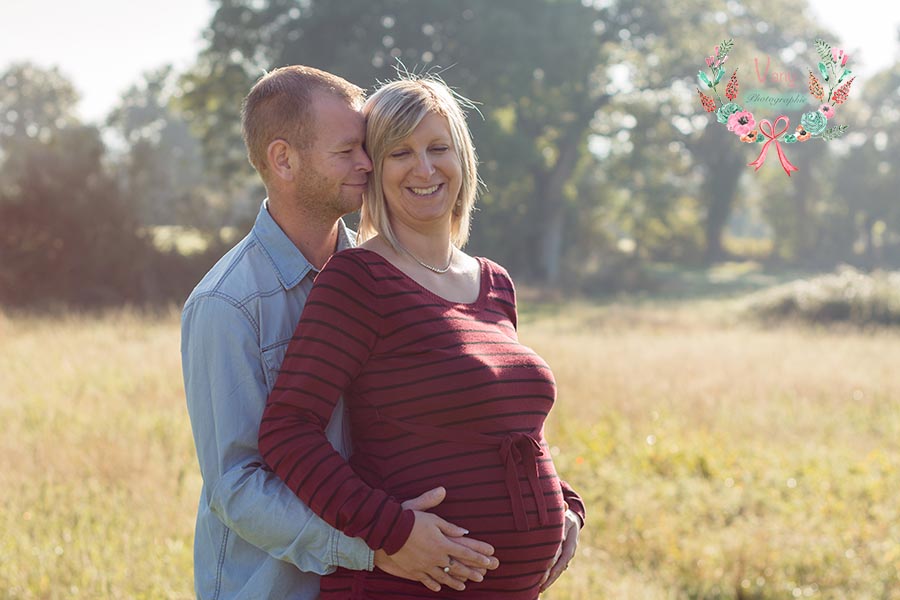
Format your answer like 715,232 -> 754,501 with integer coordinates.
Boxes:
0,62 -> 79,144
107,66 -> 213,228
182,0 -> 694,283
0,63 -> 149,306
832,60 -> 900,268
595,97 -> 704,264
667,0 -> 833,262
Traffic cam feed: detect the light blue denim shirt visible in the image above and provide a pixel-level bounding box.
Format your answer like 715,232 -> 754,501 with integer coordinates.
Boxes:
181,200 -> 373,600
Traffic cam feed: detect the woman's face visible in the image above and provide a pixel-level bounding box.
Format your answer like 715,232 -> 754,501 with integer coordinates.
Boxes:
380,111 -> 462,235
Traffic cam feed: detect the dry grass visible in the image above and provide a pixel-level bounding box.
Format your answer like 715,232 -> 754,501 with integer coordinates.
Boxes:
0,308 -> 199,599
525,301 -> 900,599
2,300 -> 899,598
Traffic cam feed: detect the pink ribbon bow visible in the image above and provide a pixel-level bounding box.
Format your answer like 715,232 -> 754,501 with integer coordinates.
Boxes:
748,116 -> 799,177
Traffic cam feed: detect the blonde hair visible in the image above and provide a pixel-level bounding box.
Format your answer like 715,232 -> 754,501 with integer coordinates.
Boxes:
359,76 -> 480,249
241,65 -> 365,178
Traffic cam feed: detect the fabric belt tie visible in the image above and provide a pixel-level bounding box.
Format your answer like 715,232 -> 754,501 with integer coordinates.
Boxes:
373,410 -> 549,531
498,431 -> 549,531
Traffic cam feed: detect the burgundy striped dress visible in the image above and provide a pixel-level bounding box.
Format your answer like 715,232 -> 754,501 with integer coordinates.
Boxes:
259,248 -> 584,599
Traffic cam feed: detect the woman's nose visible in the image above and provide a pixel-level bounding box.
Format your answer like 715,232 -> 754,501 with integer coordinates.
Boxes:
412,153 -> 435,177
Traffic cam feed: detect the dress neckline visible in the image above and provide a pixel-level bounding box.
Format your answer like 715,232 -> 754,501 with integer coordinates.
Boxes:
351,247 -> 488,309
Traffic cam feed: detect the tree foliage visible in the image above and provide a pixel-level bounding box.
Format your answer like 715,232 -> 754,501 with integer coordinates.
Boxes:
107,66 -> 213,228
182,0 -> 692,282
832,62 -> 900,267
0,63 -> 200,307
0,124 -> 145,305
3,3 -> 900,308
0,63 -> 80,144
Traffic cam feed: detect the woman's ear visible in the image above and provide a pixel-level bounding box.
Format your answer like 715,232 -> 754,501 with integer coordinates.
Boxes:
266,139 -> 297,182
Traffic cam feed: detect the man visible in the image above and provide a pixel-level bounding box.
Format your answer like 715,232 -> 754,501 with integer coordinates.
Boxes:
182,66 -> 498,599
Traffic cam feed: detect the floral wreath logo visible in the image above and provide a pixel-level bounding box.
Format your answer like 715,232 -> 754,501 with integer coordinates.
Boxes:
697,38 -> 854,177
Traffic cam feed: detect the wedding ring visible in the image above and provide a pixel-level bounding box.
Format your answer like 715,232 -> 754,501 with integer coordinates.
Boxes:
443,565 -> 451,574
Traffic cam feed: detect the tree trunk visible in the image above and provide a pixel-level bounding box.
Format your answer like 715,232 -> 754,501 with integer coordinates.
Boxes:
862,214 -> 876,270
699,128 -> 745,264
531,97 -> 609,285
535,136 -> 580,285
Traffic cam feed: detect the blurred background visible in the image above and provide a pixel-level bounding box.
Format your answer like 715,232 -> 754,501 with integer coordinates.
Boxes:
2,1 -> 900,598
1,0 -> 898,306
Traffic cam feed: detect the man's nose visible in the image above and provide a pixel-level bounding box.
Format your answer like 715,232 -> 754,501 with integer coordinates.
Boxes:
356,147 -> 373,172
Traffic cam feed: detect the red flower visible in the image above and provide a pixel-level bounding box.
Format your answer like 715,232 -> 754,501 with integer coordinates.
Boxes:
808,70 -> 824,101
725,69 -> 739,101
831,77 -> 855,105
697,88 -> 716,112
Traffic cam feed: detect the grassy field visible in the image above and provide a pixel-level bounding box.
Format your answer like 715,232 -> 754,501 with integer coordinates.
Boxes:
2,295 -> 900,599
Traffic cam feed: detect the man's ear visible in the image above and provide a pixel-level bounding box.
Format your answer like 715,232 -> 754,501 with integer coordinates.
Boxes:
266,139 -> 297,182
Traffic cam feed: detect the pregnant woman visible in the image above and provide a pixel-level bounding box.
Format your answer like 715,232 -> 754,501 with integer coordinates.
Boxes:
259,75 -> 584,599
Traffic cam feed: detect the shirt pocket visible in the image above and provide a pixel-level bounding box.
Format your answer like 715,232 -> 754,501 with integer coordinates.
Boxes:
261,339 -> 290,393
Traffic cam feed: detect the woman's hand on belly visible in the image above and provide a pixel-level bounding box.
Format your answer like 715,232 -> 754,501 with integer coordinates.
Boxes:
374,486 -> 500,592
539,508 -> 581,592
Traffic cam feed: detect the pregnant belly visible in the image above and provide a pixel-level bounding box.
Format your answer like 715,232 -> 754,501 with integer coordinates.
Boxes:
375,447 -> 567,595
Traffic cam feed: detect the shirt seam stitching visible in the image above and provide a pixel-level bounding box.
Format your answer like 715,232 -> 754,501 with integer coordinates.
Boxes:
211,239 -> 256,293
213,527 -> 229,600
189,290 -> 261,338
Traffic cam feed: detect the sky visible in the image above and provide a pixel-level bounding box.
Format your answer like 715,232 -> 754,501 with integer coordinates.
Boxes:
1,0 -> 898,124
1,0 -> 214,123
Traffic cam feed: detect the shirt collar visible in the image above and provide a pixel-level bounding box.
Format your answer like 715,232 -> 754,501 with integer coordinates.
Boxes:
252,199 -> 357,290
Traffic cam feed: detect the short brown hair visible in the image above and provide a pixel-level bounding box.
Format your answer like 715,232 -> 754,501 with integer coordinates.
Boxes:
241,65 -> 365,178
359,76 -> 480,249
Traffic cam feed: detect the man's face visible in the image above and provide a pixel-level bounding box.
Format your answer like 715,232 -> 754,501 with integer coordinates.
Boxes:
294,92 -> 372,216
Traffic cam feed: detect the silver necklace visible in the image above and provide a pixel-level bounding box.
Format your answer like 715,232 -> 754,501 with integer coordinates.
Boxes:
395,239 -> 453,274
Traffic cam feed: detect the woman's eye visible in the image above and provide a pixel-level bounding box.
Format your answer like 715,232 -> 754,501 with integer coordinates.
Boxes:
431,146 -> 449,153
389,150 -> 410,158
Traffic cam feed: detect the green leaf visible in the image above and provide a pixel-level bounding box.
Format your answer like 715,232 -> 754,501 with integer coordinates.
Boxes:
717,39 -> 734,60
818,62 -> 830,82
698,71 -> 712,88
820,125 -> 848,141
815,39 -> 834,66
838,68 -> 852,83
714,67 -> 725,84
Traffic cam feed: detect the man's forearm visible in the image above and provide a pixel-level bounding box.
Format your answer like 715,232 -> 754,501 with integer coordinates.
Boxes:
183,297 -> 374,574
207,460 -> 374,574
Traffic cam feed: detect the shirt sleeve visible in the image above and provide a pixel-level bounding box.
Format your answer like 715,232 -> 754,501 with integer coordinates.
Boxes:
492,262 -> 518,331
259,252 -> 416,554
560,480 -> 586,527
182,293 -> 374,574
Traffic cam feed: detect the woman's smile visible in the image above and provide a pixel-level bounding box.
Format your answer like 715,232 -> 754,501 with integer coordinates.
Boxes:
409,183 -> 442,196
